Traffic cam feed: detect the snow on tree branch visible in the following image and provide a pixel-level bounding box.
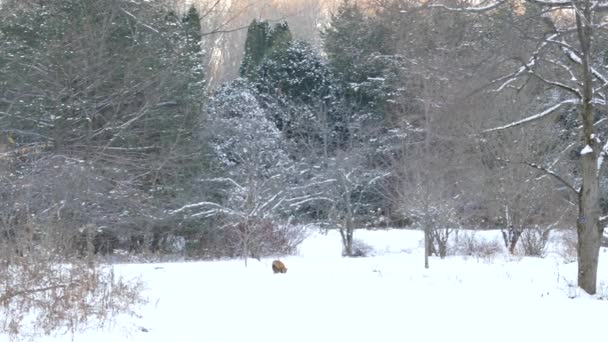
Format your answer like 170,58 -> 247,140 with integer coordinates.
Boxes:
526,67 -> 582,98
428,0 -> 505,12
169,201 -> 227,215
525,0 -> 575,8
483,99 -> 579,133
492,34 -> 557,93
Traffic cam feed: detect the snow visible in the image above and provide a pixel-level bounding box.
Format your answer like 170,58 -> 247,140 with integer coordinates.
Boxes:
581,145 -> 593,155
7,229 -> 608,342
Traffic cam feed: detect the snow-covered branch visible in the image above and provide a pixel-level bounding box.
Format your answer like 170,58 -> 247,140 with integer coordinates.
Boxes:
428,0 -> 505,12
526,67 -> 582,98
483,99 -> 578,133
253,191 -> 284,216
524,0 -> 575,8
169,201 -> 226,215
121,8 -> 159,33
368,173 -> 391,185
491,35 -> 557,93
191,208 -> 243,218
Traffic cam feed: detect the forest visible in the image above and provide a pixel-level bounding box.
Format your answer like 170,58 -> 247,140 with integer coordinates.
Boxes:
1,0 -> 608,337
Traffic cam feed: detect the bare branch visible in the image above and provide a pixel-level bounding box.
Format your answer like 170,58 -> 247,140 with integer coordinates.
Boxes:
525,63 -> 582,98
120,8 -> 159,33
501,158 -> 578,195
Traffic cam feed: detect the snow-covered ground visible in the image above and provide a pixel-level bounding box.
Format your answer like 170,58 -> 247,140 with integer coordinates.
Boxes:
7,229 -> 608,342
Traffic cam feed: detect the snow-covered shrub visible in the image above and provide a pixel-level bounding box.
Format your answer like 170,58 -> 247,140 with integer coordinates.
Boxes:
451,231 -> 503,259
189,221 -> 307,260
249,221 -> 308,257
344,238 -> 375,257
519,227 -> 550,257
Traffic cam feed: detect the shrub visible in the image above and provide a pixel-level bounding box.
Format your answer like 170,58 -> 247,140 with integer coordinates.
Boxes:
188,221 -> 308,260
450,231 -> 503,259
345,239 -> 375,257
556,229 -> 578,263
0,255 -> 145,339
519,227 -> 550,257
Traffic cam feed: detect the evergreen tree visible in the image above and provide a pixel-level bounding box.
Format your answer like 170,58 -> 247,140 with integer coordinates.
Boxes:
268,21 -> 292,52
0,0 -> 208,251
255,40 -> 346,150
239,20 -> 271,80
239,20 -> 293,80
321,0 -> 395,115
257,40 -> 333,105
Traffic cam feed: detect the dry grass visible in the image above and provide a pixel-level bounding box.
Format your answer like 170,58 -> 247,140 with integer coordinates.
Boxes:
0,255 -> 146,340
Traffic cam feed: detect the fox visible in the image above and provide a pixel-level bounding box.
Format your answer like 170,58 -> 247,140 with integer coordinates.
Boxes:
272,260 -> 287,274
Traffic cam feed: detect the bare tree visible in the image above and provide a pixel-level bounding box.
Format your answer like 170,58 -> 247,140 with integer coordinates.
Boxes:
428,0 -> 608,294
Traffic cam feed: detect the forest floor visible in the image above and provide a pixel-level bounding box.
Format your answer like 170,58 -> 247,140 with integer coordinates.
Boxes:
12,228 -> 608,342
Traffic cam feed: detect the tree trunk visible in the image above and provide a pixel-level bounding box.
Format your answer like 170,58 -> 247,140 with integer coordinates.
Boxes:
436,235 -> 447,259
501,227 -> 522,255
577,148 -> 601,294
575,2 -> 602,295
424,224 -> 430,269
346,227 -> 353,257
243,235 -> 249,267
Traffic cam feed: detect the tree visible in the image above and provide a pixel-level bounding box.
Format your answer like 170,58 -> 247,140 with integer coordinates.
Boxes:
429,0 -> 608,294
0,0 -> 209,250
0,0 -> 212,335
171,79 -> 310,264
322,0 -> 396,119
255,40 -> 344,150
239,20 -> 293,80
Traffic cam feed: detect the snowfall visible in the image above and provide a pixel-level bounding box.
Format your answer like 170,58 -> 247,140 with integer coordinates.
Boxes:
4,228 -> 608,342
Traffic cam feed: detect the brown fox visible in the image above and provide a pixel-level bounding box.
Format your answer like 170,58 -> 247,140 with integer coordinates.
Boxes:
272,260 -> 287,274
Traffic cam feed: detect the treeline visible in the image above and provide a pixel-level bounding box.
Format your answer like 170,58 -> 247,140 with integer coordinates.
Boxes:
0,0 -> 603,262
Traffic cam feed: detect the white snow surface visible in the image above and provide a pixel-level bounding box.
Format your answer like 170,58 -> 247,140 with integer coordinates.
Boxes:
581,145 -> 593,155
6,229 -> 608,342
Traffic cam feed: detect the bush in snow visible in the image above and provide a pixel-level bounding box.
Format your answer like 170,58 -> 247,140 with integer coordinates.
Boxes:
556,229 -> 578,263
188,221 -> 307,261
450,231 -> 503,259
518,227 -> 550,257
344,238 -> 375,257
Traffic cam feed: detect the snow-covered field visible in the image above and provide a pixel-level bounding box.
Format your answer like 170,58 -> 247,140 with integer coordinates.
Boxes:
7,229 -> 608,342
